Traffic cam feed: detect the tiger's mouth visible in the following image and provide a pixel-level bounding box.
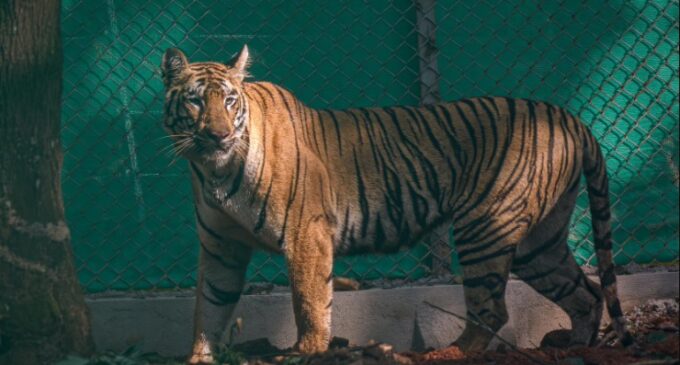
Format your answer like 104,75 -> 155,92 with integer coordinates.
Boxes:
168,135 -> 221,160
191,138 -> 227,160
203,143 -> 232,161
195,136 -> 245,167
168,132 -> 246,169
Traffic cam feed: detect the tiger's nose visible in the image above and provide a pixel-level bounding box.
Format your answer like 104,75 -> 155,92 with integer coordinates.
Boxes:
206,129 -> 229,143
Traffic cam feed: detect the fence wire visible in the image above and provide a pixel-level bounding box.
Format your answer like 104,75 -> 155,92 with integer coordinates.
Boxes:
60,0 -> 679,293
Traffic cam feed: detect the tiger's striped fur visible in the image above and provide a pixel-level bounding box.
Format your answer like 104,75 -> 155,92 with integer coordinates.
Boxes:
160,46 -> 631,363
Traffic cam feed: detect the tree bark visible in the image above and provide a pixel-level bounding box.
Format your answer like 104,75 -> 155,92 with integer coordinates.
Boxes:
0,1 -> 94,363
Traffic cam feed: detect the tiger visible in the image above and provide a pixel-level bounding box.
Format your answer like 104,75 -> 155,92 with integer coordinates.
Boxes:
160,45 -> 632,364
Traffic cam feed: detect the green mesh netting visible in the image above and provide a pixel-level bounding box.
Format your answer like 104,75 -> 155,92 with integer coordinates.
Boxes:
61,0 -> 678,292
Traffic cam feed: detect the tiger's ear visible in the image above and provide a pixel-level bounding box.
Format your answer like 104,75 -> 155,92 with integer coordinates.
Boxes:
162,48 -> 189,86
229,45 -> 250,81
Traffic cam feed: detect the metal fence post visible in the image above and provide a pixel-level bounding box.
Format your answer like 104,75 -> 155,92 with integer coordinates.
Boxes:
416,0 -> 441,105
416,0 -> 451,277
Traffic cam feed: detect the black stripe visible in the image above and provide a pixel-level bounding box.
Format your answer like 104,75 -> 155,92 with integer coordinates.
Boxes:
513,246 -> 570,281
391,108 -> 442,206
190,162 -> 204,185
477,98 -> 499,170
591,207 -> 611,221
378,153 -> 404,229
600,266 -> 617,287
165,89 -> 178,119
512,225 -> 568,266
308,106 -> 323,154
274,87 -> 302,247
345,109 -> 364,144
456,101 -> 478,161
551,276 -> 581,302
595,239 -> 613,250
457,231 -> 514,259
608,301 -> 624,318
394,144 -> 422,190
516,264 -> 561,283
458,245 -> 515,266
369,108 -> 398,159
317,109 -> 329,159
254,178 -> 274,232
462,273 -> 506,299
202,292 -> 228,306
196,209 -> 224,241
206,279 -> 242,304
407,183 -> 428,227
248,86 -> 269,204
409,106 -> 455,177
374,214 -> 386,251
587,185 -> 609,198
352,148 -> 370,237
337,207 -> 352,252
450,100 -> 511,219
382,107 -> 412,145
353,109 -> 382,167
462,100 -> 488,174
225,162 -> 245,199
199,240 -> 244,270
595,230 -> 612,244
458,100 -> 523,219
431,105 -> 467,169
326,109 -> 343,155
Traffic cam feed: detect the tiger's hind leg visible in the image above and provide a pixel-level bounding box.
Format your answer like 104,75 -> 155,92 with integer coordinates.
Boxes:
452,227 -> 518,352
511,186 -> 604,348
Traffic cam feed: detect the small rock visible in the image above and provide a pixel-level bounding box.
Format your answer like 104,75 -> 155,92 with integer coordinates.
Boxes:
657,321 -> 678,332
243,283 -> 275,295
363,343 -> 393,359
391,353 -> 414,365
333,277 -> 361,291
329,336 -> 350,349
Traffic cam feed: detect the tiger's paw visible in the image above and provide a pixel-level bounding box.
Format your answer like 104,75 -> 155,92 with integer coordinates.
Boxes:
540,329 -> 573,348
186,353 -> 214,365
187,334 -> 214,364
294,335 -> 329,354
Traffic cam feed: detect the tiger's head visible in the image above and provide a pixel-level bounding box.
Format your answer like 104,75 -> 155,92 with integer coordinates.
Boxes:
161,45 -> 250,168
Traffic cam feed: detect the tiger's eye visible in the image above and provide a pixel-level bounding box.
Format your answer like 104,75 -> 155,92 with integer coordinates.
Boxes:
225,96 -> 237,108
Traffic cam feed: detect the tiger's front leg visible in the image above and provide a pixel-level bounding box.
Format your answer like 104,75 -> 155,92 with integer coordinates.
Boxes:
285,221 -> 334,353
188,242 -> 252,364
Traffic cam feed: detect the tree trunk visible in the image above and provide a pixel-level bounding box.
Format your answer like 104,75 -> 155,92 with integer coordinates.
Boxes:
0,1 -> 94,363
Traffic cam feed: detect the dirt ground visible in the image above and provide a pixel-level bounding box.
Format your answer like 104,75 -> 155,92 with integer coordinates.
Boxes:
230,298 -> 679,365
63,297 -> 679,365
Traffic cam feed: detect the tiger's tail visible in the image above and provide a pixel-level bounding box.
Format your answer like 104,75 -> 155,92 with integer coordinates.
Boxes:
582,130 -> 633,346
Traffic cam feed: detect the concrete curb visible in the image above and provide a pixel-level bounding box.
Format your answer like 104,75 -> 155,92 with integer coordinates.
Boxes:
87,271 -> 678,356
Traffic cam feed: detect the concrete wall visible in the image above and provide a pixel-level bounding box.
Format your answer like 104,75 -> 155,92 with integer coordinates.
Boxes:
87,272 -> 678,356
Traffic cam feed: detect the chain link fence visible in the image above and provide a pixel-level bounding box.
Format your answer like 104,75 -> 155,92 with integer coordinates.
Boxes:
61,0 -> 679,293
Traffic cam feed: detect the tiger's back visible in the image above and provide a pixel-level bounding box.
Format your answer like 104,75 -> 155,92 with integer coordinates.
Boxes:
303,96 -> 586,256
